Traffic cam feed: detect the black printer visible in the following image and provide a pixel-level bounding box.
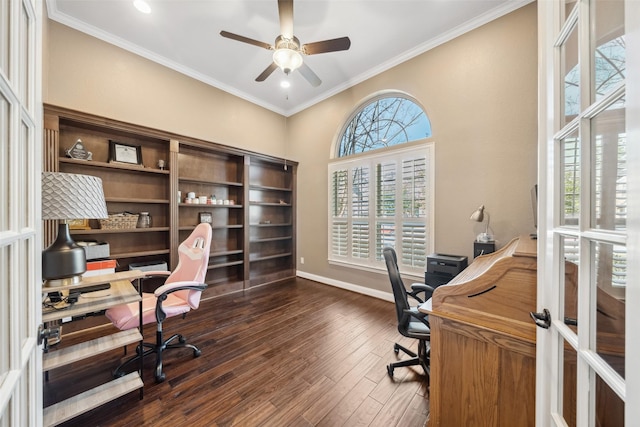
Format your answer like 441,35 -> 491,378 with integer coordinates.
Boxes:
424,253 -> 468,288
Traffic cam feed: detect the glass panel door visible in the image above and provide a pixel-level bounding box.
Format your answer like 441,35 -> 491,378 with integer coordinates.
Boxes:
537,0 -> 638,425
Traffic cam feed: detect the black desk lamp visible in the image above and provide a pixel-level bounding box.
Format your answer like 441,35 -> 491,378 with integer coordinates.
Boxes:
42,172 -> 108,287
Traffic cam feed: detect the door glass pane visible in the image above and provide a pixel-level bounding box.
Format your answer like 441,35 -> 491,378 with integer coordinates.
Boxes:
0,0 -> 8,78
561,335 -> 577,427
561,129 -> 580,226
592,241 -> 626,378
562,235 -> 579,333
592,98 -> 626,231
20,2 -> 34,111
595,371 -> 624,426
562,24 -> 580,125
0,94 -> 8,231
594,0 -> 625,101
565,0 -> 577,22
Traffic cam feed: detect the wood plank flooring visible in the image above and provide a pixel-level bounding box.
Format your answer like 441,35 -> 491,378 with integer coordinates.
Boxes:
44,278 -> 429,426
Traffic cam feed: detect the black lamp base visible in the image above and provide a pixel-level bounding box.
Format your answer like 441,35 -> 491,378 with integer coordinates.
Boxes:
42,223 -> 86,285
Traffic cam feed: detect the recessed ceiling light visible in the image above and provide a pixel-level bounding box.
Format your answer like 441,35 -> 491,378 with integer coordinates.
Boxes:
133,0 -> 151,14
280,80 -> 291,89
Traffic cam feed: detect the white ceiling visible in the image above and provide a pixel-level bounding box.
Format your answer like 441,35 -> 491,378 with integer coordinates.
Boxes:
47,0 -> 531,117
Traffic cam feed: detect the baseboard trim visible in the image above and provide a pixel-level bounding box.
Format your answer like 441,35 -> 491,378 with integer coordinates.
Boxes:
296,270 -> 394,303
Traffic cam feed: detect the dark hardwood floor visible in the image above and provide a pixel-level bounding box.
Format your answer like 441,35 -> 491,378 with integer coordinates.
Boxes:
44,277 -> 429,426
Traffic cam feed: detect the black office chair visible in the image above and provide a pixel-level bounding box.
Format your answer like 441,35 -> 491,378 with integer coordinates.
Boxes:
383,247 -> 434,378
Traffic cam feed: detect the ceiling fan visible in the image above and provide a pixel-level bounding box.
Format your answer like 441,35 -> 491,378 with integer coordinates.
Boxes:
220,0 -> 351,87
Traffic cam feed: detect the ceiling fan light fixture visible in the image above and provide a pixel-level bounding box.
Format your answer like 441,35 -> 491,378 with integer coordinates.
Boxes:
273,48 -> 303,74
133,0 -> 151,13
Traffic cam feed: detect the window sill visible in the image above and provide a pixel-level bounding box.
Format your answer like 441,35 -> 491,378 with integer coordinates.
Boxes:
327,259 -> 425,282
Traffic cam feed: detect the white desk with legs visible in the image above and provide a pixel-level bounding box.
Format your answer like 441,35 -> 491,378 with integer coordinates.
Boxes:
42,270 -> 146,427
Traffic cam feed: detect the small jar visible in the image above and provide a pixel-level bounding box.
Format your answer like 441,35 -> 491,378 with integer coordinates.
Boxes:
137,212 -> 152,228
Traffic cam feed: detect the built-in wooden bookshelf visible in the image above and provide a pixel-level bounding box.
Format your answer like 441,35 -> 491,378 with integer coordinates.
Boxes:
247,157 -> 296,287
176,141 -> 246,298
43,105 -> 297,299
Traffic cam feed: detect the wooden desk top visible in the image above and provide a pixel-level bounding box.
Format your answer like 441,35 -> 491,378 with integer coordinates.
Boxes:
419,235 -> 538,342
42,270 -> 145,323
42,270 -> 146,294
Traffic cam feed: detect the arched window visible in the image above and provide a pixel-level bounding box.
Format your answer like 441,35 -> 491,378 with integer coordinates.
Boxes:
337,95 -> 432,157
329,94 -> 433,274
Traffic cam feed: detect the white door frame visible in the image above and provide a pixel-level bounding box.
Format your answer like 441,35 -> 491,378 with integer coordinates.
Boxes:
0,0 -> 43,425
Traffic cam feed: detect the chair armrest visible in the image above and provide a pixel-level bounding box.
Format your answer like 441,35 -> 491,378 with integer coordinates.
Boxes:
408,282 -> 435,304
154,282 -> 207,323
404,307 -> 430,328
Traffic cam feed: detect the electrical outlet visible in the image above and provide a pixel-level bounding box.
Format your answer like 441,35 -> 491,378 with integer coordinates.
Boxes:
300,257 -> 305,264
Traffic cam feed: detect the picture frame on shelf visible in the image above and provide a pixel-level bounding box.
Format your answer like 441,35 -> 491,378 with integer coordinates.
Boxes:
198,212 -> 213,225
109,140 -> 143,166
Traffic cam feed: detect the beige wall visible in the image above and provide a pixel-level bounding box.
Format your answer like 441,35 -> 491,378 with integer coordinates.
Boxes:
45,20 -> 287,157
289,3 -> 538,293
44,3 -> 537,296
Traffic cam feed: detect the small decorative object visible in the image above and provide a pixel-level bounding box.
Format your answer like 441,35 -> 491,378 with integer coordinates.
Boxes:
137,212 -> 152,228
68,218 -> 90,230
65,139 -> 92,160
109,140 -> 143,166
198,212 -> 213,224
158,159 -> 165,170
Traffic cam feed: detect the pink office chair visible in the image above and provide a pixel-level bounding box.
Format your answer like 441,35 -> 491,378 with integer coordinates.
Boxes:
106,223 -> 212,382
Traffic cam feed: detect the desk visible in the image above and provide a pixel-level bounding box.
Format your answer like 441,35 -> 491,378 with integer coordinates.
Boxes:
420,236 -> 537,427
42,270 -> 146,427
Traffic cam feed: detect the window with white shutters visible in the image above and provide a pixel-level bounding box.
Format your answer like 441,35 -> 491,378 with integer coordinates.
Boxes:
329,94 -> 432,275
329,144 -> 432,274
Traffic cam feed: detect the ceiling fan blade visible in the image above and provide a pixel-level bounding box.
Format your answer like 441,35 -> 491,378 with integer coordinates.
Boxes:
298,63 -> 321,87
302,37 -> 351,55
220,31 -> 273,50
278,0 -> 294,39
256,62 -> 279,82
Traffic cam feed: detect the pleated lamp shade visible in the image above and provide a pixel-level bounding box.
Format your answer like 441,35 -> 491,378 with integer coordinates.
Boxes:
42,172 -> 108,285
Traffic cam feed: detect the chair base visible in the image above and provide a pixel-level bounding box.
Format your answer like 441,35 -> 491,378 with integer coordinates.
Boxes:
113,332 -> 201,383
387,340 -> 430,379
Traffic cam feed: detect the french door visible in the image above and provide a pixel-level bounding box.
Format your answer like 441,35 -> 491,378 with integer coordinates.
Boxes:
537,0 -> 639,425
0,0 -> 43,425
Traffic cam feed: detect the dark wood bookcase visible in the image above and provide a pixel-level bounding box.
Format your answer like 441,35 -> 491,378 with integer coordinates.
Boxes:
247,157 -> 296,287
44,105 -> 297,300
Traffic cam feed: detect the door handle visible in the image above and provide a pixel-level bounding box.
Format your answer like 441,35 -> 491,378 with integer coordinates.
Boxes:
530,308 -> 551,329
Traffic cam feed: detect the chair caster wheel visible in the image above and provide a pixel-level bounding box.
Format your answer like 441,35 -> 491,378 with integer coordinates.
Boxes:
155,373 -> 165,383
387,365 -> 394,377
394,344 -> 400,354
194,349 -> 201,357
178,335 -> 186,344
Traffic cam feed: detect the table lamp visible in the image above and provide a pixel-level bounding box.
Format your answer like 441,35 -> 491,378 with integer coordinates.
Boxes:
42,172 -> 108,286
470,204 -> 493,243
